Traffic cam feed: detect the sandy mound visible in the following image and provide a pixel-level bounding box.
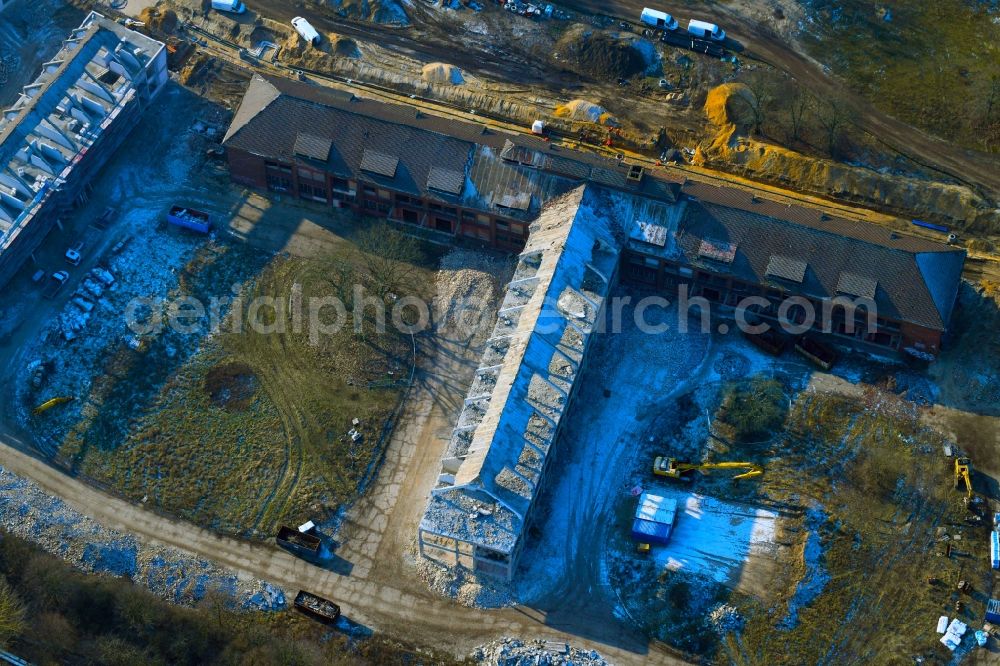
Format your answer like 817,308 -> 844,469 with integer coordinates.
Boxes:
138,7 -> 179,34
553,99 -> 616,125
327,0 -> 410,26
422,62 -> 464,86
552,24 -> 647,81
698,83 -> 1000,232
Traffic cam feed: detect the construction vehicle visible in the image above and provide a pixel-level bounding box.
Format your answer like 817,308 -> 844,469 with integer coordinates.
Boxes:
653,457 -> 763,480
954,456 -> 973,502
33,396 -> 74,416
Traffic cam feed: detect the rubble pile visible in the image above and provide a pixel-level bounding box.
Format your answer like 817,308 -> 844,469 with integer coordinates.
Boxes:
707,603 -> 745,633
0,466 -> 284,609
433,249 -> 509,346
474,638 -> 608,665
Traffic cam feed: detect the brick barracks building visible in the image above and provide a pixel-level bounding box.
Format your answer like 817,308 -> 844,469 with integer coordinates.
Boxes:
223,74 -> 965,360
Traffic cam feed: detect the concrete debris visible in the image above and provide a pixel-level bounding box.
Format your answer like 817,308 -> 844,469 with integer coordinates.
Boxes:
707,603 -> 744,633
474,637 -> 608,665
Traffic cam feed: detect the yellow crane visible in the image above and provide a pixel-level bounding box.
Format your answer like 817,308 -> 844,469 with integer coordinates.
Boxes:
954,456 -> 973,502
653,456 -> 763,480
32,396 -> 74,416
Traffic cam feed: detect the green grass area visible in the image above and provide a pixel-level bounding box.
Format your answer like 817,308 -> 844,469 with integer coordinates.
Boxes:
721,388 -> 992,664
61,227 -> 437,538
801,1 -> 1000,151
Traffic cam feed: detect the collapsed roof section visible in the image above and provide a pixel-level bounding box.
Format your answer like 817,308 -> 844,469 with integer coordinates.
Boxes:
0,11 -> 164,239
420,185 -> 622,555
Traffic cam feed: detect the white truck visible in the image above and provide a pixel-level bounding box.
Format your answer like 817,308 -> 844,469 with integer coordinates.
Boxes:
640,7 -> 678,30
687,18 -> 726,41
211,0 -> 246,13
291,17 -> 321,47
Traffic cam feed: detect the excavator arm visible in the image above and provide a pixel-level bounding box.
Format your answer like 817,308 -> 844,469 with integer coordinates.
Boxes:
653,457 -> 763,480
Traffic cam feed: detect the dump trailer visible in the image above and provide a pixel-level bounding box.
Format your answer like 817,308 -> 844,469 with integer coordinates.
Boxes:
167,206 -> 211,234
42,271 -> 69,299
794,336 -> 837,370
293,590 -> 340,623
276,525 -> 321,558
743,325 -> 786,356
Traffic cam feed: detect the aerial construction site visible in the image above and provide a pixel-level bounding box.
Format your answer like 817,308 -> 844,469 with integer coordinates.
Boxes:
0,0 -> 997,664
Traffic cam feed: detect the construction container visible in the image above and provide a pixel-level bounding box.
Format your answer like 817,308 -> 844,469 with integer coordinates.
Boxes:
795,336 -> 837,370
167,206 -> 211,234
276,525 -> 321,558
631,492 -> 677,545
987,598 -> 1000,624
991,530 -> 999,570
293,590 -> 341,623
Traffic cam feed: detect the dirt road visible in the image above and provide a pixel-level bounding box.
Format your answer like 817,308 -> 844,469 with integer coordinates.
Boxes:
0,353 -> 683,665
246,0 -> 999,200
559,0 -> 1000,199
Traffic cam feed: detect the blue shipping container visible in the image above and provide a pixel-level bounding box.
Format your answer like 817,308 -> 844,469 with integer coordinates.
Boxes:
631,518 -> 673,545
987,598 -> 1000,624
991,530 -> 999,570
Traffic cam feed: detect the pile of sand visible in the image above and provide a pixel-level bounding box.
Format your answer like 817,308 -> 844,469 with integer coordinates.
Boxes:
698,83 -> 1000,232
422,62 -> 464,86
553,99 -> 615,125
138,7 -> 179,34
551,24 -> 647,81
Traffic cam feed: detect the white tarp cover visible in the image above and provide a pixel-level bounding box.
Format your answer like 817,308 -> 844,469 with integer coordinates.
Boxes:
636,492 -> 677,525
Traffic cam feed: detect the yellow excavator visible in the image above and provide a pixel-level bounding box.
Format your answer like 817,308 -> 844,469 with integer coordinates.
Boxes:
653,456 -> 763,480
954,456 -> 973,503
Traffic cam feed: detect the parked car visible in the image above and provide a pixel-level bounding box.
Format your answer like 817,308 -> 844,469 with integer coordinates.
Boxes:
65,241 -> 84,266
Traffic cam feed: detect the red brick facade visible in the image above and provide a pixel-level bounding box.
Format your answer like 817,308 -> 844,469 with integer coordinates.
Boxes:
227,148 -> 529,253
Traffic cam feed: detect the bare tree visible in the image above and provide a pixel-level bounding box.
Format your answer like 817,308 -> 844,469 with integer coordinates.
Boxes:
356,222 -> 423,299
742,70 -> 776,136
814,95 -> 850,157
785,81 -> 811,144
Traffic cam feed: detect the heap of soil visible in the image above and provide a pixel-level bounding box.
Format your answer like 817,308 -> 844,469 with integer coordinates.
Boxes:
552,25 -> 646,81
329,0 -> 410,26
138,7 -> 179,34
330,34 -> 361,58
553,99 -> 615,125
697,83 -> 1000,233
422,62 -> 464,85
205,362 -> 259,412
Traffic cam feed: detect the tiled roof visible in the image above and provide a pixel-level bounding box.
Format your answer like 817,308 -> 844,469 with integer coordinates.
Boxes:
223,75 -> 682,217
669,200 -> 965,330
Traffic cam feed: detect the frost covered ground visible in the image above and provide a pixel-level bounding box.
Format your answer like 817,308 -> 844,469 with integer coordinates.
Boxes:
0,465 -> 284,610
650,491 -> 779,585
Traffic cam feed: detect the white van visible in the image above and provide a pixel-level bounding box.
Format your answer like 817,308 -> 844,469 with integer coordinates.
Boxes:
211,0 -> 246,13
291,17 -> 321,47
687,19 -> 725,41
640,7 -> 678,30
